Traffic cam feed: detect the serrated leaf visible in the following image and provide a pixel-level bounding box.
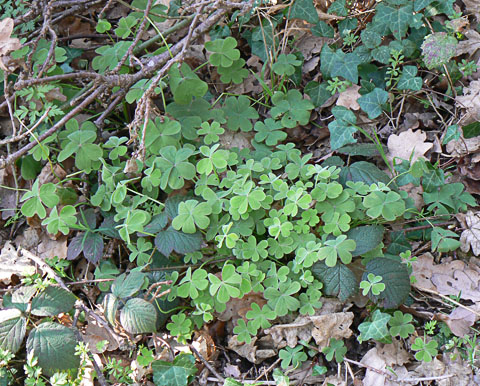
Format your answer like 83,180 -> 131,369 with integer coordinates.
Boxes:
67,234 -> 84,260
26,322 -> 80,376
31,286 -> 76,316
0,309 -> 26,353
112,271 -> 145,298
363,258 -> 410,308
154,226 -> 203,257
290,0 -> 318,24
358,88 -> 389,119
304,81 -> 331,107
311,262 -> 357,301
102,293 -> 118,326
83,232 -> 104,264
152,353 -> 197,386
421,32 -> 457,70
347,225 -> 384,256
339,161 -> 393,188
120,298 -> 157,334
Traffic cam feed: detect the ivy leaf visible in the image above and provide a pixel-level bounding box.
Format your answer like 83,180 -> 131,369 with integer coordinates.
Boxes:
264,280 -> 301,316
26,322 -> 80,376
363,258 -> 410,308
358,88 -> 389,119
397,65 -> 422,91
311,262 -> 357,301
372,3 -> 413,40
120,298 -> 157,334
289,0 -> 318,23
154,226 -> 203,257
361,29 -> 382,49
0,309 -> 26,353
328,106 -> 358,150
205,37 -> 240,67
254,118 -> 287,146
217,58 -> 249,84
442,124 -> 461,145
414,0 -> 435,11
320,45 -> 362,83
358,310 -> 391,342
270,90 -> 314,128
272,53 -> 302,76
305,81 -> 331,107
172,200 -> 212,233
152,354 -> 197,386
311,21 -> 334,38
222,95 -> 259,132
328,0 -> 348,16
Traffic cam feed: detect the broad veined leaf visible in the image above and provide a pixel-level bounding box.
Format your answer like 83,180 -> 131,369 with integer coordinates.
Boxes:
421,32 -> 457,70
154,226 -> 203,257
112,271 -> 146,299
0,309 -> 26,353
347,225 -> 384,256
311,262 -> 357,301
31,286 -> 76,316
339,161 -> 393,188
26,322 -> 80,376
363,258 -> 410,308
120,298 -> 157,334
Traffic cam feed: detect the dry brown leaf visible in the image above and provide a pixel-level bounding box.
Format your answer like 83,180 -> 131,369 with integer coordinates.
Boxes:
336,85 -> 361,110
446,134 -> 480,157
0,166 -> 16,219
0,18 -> 20,56
463,0 -> 480,18
360,348 -> 388,386
456,29 -> 480,56
265,311 -> 354,349
460,210 -> 480,255
0,241 -> 36,284
387,129 -> 433,163
227,335 -> 276,364
411,356 -> 474,386
457,80 -> 480,125
412,253 -> 480,301
436,305 -> 480,337
82,314 -> 120,354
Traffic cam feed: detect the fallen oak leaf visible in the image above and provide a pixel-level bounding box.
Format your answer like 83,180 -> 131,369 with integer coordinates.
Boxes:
387,129 -> 433,164
460,210 -> 480,255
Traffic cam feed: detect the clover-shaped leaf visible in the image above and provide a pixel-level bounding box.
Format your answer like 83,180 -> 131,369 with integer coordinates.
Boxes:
322,338 -> 347,363
363,190 -> 405,221
233,319 -> 258,344
205,37 -> 240,67
217,58 -> 249,84
42,205 -> 77,235
58,130 -> 102,173
222,95 -> 259,132
279,345 -> 307,369
156,145 -> 196,190
318,235 -> 356,267
272,53 -> 302,76
246,303 -> 276,329
169,62 -> 208,105
388,311 -> 415,338
412,338 -> 438,362
177,268 -> 209,299
197,121 -> 224,144
270,90 -> 314,128
359,273 -> 385,296
208,264 -> 242,303
254,118 -> 287,146
172,200 -> 212,234
264,280 -> 301,316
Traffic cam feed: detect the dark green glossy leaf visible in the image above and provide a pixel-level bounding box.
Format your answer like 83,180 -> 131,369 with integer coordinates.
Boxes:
155,226 -> 203,257
120,298 -> 157,334
0,309 -> 26,353
347,225 -> 384,256
311,262 -> 357,301
31,287 -> 76,317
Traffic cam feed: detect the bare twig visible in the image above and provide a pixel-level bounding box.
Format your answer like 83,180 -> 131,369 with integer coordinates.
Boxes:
189,344 -> 225,383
